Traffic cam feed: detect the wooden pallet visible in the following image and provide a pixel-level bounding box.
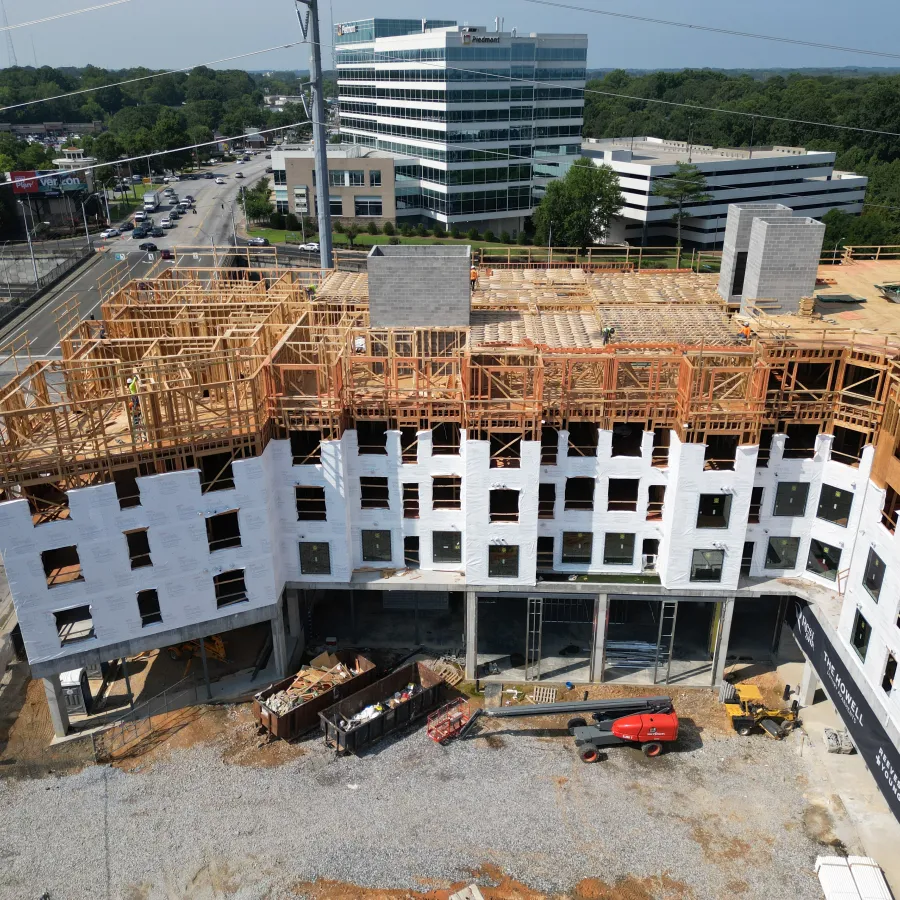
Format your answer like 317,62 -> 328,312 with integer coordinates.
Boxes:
428,660 -> 464,686
531,686 -> 558,704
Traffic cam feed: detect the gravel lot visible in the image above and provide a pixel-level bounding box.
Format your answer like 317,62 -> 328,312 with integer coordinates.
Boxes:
0,701 -> 855,900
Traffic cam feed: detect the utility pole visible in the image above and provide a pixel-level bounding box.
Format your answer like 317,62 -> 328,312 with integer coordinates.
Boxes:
18,201 -> 38,285
1,0 -> 16,67
294,0 -> 333,270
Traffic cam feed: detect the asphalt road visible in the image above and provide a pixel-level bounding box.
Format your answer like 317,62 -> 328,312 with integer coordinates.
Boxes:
0,155 -> 273,373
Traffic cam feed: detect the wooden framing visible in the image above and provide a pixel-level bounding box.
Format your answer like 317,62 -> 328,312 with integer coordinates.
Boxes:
3,257 -> 900,496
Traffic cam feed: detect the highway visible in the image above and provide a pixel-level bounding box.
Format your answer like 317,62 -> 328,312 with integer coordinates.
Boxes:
0,154 -> 273,370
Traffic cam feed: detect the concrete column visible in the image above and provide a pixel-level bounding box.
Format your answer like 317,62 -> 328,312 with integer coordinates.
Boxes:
286,588 -> 302,638
798,658 -> 819,707
198,637 -> 212,701
465,589 -> 478,679
349,590 -> 356,643
589,593 -> 608,683
712,597 -> 736,686
271,613 -> 288,678
42,675 -> 70,738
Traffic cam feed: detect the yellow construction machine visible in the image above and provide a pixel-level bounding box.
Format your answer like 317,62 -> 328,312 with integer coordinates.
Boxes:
722,682 -> 800,739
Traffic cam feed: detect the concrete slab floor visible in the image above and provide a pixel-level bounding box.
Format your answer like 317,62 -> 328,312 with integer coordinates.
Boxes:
604,656 -> 714,687
777,657 -> 900,896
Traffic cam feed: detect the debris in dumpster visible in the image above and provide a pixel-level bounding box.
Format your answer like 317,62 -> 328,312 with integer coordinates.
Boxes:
341,682 -> 422,729
262,660 -> 362,717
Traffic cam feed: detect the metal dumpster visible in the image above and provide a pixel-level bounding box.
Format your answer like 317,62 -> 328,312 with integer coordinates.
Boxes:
319,661 -> 446,754
253,651 -> 378,740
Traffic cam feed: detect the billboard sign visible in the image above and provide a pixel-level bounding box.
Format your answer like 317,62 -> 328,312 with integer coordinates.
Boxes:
788,599 -> 900,822
10,170 -> 87,195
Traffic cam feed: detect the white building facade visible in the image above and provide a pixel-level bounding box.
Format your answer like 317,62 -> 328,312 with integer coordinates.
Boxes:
334,18 -> 587,235
581,137 -> 868,248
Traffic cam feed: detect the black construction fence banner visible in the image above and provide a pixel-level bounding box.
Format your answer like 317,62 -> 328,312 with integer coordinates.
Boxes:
788,599 -> 900,822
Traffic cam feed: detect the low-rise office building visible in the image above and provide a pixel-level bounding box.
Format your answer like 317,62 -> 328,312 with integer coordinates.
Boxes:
582,137 -> 867,248
271,143 -> 402,227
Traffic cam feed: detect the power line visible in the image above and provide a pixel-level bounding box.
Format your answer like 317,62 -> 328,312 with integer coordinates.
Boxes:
0,0 -> 133,33
2,119 -> 312,190
519,0 -> 900,62
0,41 -> 305,113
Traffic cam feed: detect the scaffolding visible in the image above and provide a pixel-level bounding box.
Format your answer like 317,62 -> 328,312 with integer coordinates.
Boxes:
3,254 -> 900,499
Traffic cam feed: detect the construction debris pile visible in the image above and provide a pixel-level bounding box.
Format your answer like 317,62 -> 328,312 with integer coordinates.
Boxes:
340,682 -> 422,730
262,660 -> 363,717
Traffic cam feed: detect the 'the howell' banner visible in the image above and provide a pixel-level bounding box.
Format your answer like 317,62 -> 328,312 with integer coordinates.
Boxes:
788,599 -> 900,822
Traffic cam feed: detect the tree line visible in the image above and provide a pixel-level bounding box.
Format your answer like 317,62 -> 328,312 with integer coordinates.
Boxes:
582,68 -> 900,247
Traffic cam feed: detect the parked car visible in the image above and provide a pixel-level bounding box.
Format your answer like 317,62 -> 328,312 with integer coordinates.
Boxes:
247,236 -> 269,246
265,166 -> 273,173
265,154 -> 271,159
138,242 -> 158,251
161,249 -> 174,260
99,228 -> 120,238
150,227 -> 165,238
300,242 -> 320,252
215,177 -> 225,184
121,221 -> 134,231
131,174 -> 143,183
234,172 -> 244,179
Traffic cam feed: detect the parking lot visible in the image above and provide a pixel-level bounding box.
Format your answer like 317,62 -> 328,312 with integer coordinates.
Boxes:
0,676 -> 858,900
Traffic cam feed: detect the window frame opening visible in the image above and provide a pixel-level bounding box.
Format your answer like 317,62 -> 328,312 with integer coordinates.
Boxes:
125,528 -> 153,568
690,549 -> 724,582
488,544 -> 519,578
360,476 -> 390,509
489,489 -> 519,523
300,541 -> 331,574
607,478 -> 639,512
356,420 -> 389,455
205,511 -> 242,553
432,476 -> 462,510
603,532 -> 635,566
696,493 -> 732,529
54,605 -> 95,644
137,589 -> 162,626
561,531 -> 592,564
41,546 -> 84,588
564,477 -> 594,511
289,429 -> 322,465
296,485 -> 327,520
213,569 -> 248,607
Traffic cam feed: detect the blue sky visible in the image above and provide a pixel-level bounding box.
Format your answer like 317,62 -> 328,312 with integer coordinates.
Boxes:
3,0 -> 899,71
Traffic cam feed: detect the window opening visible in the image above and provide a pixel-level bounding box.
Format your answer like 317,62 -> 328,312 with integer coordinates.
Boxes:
114,468 -> 141,509
433,476 -> 461,509
817,484 -> 852,526
748,486 -> 764,524
696,493 -> 732,528
704,434 -> 738,471
432,422 -> 460,455
863,549 -> 885,601
199,451 -> 236,493
881,485 -> 900,534
290,429 -> 322,465
541,426 -> 559,465
690,549 -> 724,582
42,546 -> 83,587
564,477 -> 594,511
404,536 -> 420,568
206,511 -> 242,552
567,422 -> 597,457
490,432 -> 521,468
433,531 -> 462,563
782,424 -> 818,459
773,482 -> 810,517
54,605 -> 94,644
883,654 -> 897,694
26,482 -> 71,525
646,484 -> 665,520
137,589 -> 162,626
652,427 -> 669,467
402,483 -> 420,518
214,569 -> 248,607
488,544 -> 519,578
538,483 -> 556,518
489,489 -> 519,522
851,609 -> 871,661
607,478 -> 639,512
357,420 -> 389,454
537,536 -> 554,570
611,422 -> 643,457
362,529 -> 392,562
360,476 -> 390,509
765,537 -> 800,569
806,539 -> 841,581
300,542 -> 331,574
296,486 -> 327,520
125,529 -> 153,568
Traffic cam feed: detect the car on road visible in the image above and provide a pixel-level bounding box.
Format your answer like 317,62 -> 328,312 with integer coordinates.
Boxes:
150,227 -> 165,238
163,186 -> 173,194
138,242 -> 158,251
265,154 -> 271,159
234,172 -> 244,178
247,236 -> 269,246
161,218 -> 173,228
204,172 -> 214,179
265,166 -> 273,173
134,211 -> 146,222
99,228 -> 120,239
242,155 -> 251,161
131,174 -> 142,183
300,242 -> 320,252
132,228 -> 149,239
215,177 -> 225,184
185,195 -> 195,202
160,249 -> 174,260
121,221 -> 134,231
169,209 -> 181,220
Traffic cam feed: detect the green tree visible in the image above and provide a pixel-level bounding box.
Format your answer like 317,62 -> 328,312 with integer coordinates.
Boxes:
345,222 -> 362,247
533,158 -> 624,250
651,161 -> 711,258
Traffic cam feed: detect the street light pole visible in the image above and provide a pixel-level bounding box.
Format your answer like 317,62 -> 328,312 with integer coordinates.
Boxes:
17,201 -> 39,285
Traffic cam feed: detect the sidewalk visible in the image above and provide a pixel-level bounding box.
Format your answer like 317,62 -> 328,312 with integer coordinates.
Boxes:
778,657 -> 900,896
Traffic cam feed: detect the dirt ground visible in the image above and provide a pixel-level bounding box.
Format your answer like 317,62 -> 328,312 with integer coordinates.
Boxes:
291,865 -> 693,900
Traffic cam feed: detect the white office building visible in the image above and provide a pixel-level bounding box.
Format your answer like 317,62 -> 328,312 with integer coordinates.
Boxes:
581,137 -> 868,248
334,18 -> 587,235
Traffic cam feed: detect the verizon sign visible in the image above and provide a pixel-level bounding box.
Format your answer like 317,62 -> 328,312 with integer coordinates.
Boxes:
10,170 -> 86,195
789,599 -> 900,822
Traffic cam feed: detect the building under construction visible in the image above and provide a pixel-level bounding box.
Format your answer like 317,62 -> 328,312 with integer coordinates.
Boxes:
1,204 -> 900,767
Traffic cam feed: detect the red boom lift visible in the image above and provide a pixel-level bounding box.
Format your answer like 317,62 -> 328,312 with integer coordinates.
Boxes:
458,695 -> 679,761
